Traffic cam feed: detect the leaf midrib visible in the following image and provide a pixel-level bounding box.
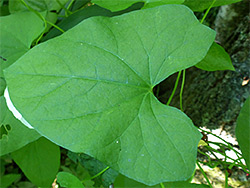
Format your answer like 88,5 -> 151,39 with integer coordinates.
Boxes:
13,72 -> 150,90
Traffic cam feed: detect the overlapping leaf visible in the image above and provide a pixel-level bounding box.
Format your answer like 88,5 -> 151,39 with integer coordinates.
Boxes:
196,42 -> 234,71
11,137 -> 60,187
92,0 -> 184,11
9,0 -> 68,13
4,5 -> 215,185
57,172 -> 85,188
0,11 -> 44,77
0,96 -> 41,156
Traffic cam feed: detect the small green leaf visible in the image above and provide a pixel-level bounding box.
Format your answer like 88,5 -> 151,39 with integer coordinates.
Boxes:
5,5 -> 215,185
183,0 -> 242,12
0,11 -> 44,77
236,97 -> 250,169
57,172 -> 85,188
9,0 -> 68,13
11,137 -> 60,187
0,96 -> 41,156
196,42 -> 235,71
92,0 -> 184,11
0,174 -> 21,188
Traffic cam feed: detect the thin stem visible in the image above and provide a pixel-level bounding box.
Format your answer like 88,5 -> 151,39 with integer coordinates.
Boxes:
206,145 -> 241,164
160,182 -> 165,188
56,0 -> 71,16
156,85 -> 160,98
225,170 -> 229,188
200,0 -> 217,24
179,69 -> 185,111
196,161 -> 213,188
19,0 -> 47,44
90,166 -> 110,180
207,141 -> 242,156
166,71 -> 182,105
46,20 -> 65,33
66,0 -> 75,12
198,128 -> 233,146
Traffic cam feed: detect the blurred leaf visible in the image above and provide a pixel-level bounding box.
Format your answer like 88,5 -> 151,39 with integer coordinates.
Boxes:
11,137 -> 60,187
92,0 -> 184,11
196,42 -> 234,71
77,153 -> 118,187
236,97 -> 250,169
0,174 -> 21,188
57,172 -> 85,188
9,0 -> 68,13
198,140 -> 208,147
70,0 -> 90,12
183,0 -> 242,12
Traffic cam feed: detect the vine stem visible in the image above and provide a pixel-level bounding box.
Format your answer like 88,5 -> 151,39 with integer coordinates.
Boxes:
19,0 -> 65,45
200,0 -> 217,24
225,170 -> 229,188
179,69 -> 185,111
90,166 -> 110,180
166,71 -> 182,105
196,161 -> 213,188
160,182 -> 165,188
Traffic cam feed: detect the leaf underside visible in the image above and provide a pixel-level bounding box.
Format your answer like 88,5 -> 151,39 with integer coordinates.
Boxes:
4,5 -> 215,185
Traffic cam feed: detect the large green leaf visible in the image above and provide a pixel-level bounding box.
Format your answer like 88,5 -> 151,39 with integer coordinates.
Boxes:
196,42 -> 235,71
92,0 -> 184,11
0,11 -> 44,77
183,0 -> 242,12
4,5 -> 215,185
0,96 -> 40,156
236,97 -> 250,169
57,172 -> 85,188
11,137 -> 60,187
9,0 -> 68,13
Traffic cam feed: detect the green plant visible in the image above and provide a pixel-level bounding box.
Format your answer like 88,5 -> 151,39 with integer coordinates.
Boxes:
0,0 -> 248,187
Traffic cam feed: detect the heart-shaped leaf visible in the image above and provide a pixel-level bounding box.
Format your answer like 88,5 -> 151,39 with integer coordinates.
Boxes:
4,5 -> 215,185
92,0 -> 184,11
